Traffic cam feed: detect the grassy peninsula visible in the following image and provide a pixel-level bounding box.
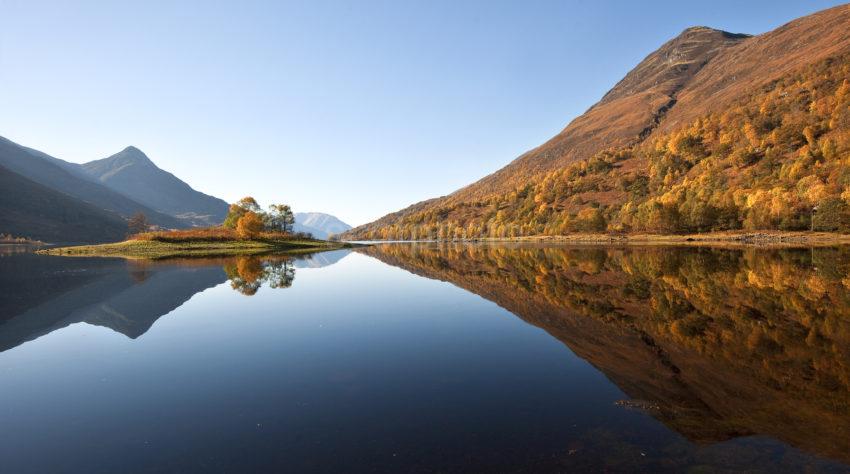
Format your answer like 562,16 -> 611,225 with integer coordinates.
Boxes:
39,228 -> 352,259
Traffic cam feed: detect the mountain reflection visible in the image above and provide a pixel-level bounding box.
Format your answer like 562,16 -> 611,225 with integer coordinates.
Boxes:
358,243 -> 850,464
0,251 -> 349,352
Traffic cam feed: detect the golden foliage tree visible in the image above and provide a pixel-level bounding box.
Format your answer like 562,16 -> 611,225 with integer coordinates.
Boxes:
236,211 -> 264,239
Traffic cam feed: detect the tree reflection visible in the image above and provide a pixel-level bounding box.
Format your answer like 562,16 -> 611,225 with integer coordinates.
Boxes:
223,256 -> 296,295
360,243 -> 850,464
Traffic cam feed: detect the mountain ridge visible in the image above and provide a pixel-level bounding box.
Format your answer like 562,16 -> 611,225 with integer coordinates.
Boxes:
342,4 -> 850,240
0,136 -> 185,230
81,146 -> 229,226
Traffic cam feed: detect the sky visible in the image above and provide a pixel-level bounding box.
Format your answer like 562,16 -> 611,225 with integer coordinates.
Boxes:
0,0 -> 846,226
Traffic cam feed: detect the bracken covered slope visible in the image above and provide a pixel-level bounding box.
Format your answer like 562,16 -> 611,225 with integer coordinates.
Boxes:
343,4 -> 850,240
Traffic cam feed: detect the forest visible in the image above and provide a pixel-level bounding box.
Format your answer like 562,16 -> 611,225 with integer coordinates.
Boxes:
354,54 -> 850,240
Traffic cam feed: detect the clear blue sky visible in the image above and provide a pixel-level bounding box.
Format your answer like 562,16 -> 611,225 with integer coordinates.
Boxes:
1,0 -> 845,225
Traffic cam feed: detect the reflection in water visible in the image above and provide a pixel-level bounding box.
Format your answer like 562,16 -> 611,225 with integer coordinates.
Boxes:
359,243 -> 850,465
0,252 -> 347,352
224,256 -> 295,295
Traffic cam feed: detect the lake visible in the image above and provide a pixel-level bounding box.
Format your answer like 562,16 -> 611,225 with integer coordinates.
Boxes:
1,243 -> 849,473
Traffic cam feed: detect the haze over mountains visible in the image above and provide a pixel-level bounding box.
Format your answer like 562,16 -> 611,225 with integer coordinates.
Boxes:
342,4 -> 850,240
293,212 -> 352,239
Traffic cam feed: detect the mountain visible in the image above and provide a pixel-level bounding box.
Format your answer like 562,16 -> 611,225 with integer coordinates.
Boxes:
81,147 -> 229,226
0,136 -> 185,231
0,163 -> 127,243
343,4 -> 850,240
293,212 -> 352,238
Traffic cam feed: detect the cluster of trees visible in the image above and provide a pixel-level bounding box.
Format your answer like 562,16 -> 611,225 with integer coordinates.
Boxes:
223,197 -> 295,239
353,53 -> 850,240
126,197 -> 297,240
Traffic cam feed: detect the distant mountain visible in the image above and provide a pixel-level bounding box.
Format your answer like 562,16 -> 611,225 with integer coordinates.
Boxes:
80,147 -> 229,226
0,136 -> 184,231
0,163 -> 127,243
0,135 -> 233,241
343,4 -> 850,239
294,212 -> 352,239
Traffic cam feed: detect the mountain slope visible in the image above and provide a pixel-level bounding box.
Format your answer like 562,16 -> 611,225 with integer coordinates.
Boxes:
0,136 -> 184,230
343,4 -> 850,240
0,164 -> 127,243
81,147 -> 229,226
293,212 -> 352,238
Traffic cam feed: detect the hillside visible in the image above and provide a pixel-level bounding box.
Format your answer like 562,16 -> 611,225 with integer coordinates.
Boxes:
342,4 -> 850,240
0,164 -> 126,243
0,136 -> 184,230
81,147 -> 229,226
293,212 -> 352,238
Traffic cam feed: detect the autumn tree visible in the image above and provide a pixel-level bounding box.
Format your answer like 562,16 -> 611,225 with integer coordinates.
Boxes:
224,197 -> 262,229
127,212 -> 150,236
812,198 -> 850,232
236,211 -> 264,239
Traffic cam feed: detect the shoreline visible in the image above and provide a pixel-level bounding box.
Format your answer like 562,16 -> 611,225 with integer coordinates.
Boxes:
347,231 -> 850,248
37,238 -> 356,259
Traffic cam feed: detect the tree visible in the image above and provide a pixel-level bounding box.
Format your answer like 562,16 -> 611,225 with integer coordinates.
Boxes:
127,212 -> 149,236
812,198 -> 850,232
266,204 -> 295,233
224,196 -> 262,229
236,211 -> 264,239
235,196 -> 261,213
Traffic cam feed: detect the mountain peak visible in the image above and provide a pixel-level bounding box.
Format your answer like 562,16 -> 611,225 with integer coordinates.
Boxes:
115,146 -> 153,164
595,25 -> 749,108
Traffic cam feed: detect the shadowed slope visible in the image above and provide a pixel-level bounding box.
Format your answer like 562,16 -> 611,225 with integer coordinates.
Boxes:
0,164 -> 127,243
82,147 -> 229,226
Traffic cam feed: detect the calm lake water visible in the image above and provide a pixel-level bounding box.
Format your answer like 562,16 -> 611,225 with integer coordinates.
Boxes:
1,243 -> 849,473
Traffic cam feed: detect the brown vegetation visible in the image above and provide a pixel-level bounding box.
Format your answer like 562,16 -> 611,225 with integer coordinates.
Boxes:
129,227 -> 310,243
343,5 -> 850,241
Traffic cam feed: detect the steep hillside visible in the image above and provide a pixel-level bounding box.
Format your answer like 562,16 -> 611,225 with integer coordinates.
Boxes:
293,212 -> 352,238
343,4 -> 850,240
81,147 -> 229,226
0,164 -> 126,243
0,136 -> 184,229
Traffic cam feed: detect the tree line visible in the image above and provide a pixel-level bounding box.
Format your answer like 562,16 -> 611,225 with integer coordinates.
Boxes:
222,197 -> 295,239
126,196 -> 297,240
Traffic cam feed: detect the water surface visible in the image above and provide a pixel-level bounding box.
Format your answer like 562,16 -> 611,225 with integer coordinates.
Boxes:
0,244 -> 848,473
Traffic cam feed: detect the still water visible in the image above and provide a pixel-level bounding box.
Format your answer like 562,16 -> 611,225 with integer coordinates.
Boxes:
0,244 -> 849,473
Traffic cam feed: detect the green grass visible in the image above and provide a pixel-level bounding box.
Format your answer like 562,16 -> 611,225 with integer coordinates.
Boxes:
38,237 -> 352,259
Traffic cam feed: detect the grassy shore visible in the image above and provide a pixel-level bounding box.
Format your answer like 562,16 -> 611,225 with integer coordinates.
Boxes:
39,229 -> 353,259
